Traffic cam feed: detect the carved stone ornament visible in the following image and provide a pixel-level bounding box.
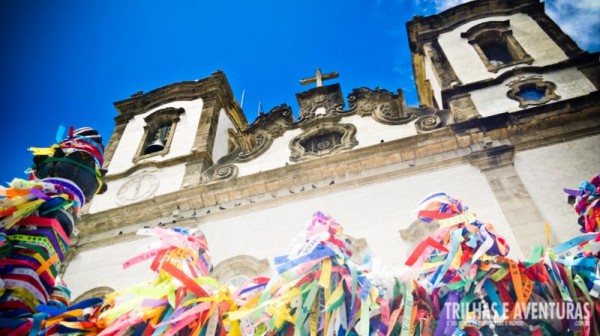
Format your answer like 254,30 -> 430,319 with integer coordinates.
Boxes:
247,104 -> 295,137
347,87 -> 413,125
201,163 -> 238,184
117,173 -> 160,205
201,86 -> 448,183
506,77 -> 560,108
289,122 -> 358,162
201,105 -> 294,183
407,106 -> 450,133
296,84 -> 344,124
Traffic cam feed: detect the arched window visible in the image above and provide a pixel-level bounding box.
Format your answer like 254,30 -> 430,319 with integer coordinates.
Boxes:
134,107 -> 185,163
479,35 -> 514,66
71,286 -> 114,304
210,255 -> 269,285
144,123 -> 172,155
462,20 -> 533,72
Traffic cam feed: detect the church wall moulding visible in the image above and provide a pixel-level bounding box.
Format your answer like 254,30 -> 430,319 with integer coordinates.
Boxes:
201,85 -> 450,184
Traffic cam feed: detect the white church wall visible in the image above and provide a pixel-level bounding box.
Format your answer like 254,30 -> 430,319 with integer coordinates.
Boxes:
64,236 -> 158,299
202,163 -> 521,269
107,98 -> 204,175
212,108 -> 234,163
88,165 -> 187,213
236,129 -> 302,177
235,117 -> 417,177
67,163 -> 521,298
345,115 -> 417,148
514,135 -> 600,244
469,68 -> 596,117
438,13 -> 568,85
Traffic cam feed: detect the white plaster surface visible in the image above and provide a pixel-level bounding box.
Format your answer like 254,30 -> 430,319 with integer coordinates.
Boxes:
515,135 -> 600,243
236,129 -> 302,177
203,163 -> 521,266
346,115 -> 417,149
212,108 -> 234,163
68,164 -> 521,298
235,116 -> 417,177
64,236 -> 157,298
107,98 -> 204,175
438,13 -> 568,85
469,68 -> 596,117
89,165 -> 187,213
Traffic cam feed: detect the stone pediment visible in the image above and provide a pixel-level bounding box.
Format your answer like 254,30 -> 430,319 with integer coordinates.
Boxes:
202,85 -> 449,184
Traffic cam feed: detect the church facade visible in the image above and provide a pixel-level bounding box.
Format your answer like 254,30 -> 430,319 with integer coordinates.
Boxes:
63,0 -> 600,300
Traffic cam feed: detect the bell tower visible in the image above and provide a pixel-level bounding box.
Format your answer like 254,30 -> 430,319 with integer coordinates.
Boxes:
88,71 -> 247,213
406,0 -> 600,253
407,0 -> 599,121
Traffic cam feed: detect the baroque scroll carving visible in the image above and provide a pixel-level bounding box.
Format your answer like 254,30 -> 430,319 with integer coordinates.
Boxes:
347,87 -> 413,125
408,106 -> 450,133
201,163 -> 238,184
202,105 -> 294,184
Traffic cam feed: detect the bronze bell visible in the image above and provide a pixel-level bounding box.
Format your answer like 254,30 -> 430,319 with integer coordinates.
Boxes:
144,138 -> 165,154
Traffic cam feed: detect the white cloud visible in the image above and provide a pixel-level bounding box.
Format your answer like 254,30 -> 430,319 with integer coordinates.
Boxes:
545,0 -> 600,50
432,0 -> 473,12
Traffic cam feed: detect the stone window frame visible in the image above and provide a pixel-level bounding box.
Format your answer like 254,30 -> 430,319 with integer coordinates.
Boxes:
210,255 -> 269,284
506,78 -> 560,108
133,107 -> 185,163
71,286 -> 114,304
461,20 -> 533,73
289,123 -> 358,162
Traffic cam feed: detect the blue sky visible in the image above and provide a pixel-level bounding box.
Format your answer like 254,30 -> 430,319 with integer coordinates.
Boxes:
0,0 -> 598,185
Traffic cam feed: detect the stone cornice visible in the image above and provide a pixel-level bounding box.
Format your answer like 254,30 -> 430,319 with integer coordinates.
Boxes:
112,71 -> 248,130
75,102 -> 600,245
407,0 -> 542,52
440,52 -> 600,107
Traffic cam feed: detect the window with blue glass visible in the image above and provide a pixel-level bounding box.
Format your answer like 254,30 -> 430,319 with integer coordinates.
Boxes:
507,79 -> 560,108
516,85 -> 546,101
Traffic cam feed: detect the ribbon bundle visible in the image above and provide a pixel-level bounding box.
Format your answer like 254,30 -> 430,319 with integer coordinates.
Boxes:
0,126 -> 107,335
8,197 -> 600,335
226,211 -> 384,335
1,124 -> 598,335
565,174 -> 600,233
402,191 -> 600,336
29,126 -> 107,201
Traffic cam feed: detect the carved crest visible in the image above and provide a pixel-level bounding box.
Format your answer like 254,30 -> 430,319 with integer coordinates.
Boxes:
296,84 -> 344,124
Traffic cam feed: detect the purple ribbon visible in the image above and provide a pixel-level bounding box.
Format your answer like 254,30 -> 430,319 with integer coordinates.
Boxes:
434,291 -> 461,336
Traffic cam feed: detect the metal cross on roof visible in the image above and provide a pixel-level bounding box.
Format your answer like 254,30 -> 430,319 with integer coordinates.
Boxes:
299,68 -> 339,87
